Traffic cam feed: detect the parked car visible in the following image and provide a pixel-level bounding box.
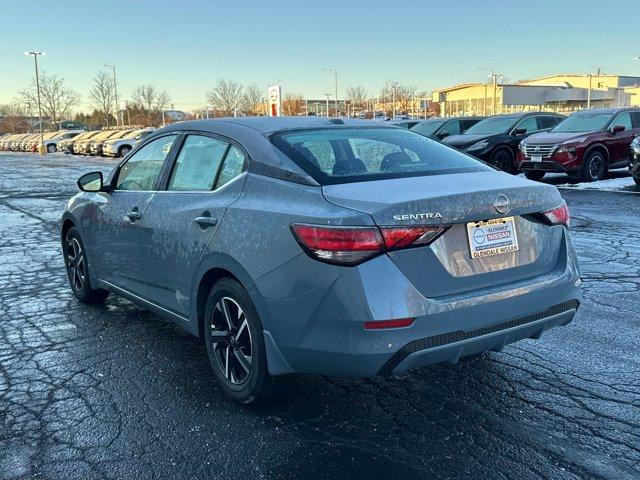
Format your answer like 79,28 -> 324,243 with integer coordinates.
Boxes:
62,117 -> 581,403
61,130 -> 100,154
629,135 -> 640,187
74,130 -> 116,155
90,129 -> 134,156
39,130 -> 84,153
387,119 -> 421,129
0,133 -> 22,150
443,112 -> 565,173
411,116 -> 484,141
103,128 -> 155,157
518,108 -> 640,181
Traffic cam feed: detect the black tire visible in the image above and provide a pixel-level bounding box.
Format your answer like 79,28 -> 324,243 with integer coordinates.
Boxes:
581,150 -> 607,182
47,144 -> 56,153
524,171 -> 546,181
489,148 -> 515,173
634,176 -> 640,187
118,146 -> 131,158
204,278 -> 271,404
63,227 -> 109,304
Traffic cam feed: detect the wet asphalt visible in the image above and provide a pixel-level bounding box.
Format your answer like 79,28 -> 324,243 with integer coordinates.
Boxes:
0,152 -> 638,480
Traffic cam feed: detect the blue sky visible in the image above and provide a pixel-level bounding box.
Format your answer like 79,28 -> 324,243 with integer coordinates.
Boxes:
1,0 -> 639,111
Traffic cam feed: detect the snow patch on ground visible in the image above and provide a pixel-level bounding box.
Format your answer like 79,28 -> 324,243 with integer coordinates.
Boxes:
523,171 -> 640,194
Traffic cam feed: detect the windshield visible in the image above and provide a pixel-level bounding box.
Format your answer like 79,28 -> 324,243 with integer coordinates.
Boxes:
551,112 -> 613,133
465,116 -> 518,135
272,127 -> 490,184
410,120 -> 446,136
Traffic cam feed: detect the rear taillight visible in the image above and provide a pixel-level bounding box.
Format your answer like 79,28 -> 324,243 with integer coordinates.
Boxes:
291,223 -> 448,266
541,202 -> 570,227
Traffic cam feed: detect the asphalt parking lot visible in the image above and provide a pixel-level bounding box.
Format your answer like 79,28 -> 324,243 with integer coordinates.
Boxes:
0,152 -> 638,480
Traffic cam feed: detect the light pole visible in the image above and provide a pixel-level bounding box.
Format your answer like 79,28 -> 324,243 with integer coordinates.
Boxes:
24,51 -> 46,154
104,64 -> 119,127
323,68 -> 338,116
479,67 -> 501,115
324,93 -> 332,117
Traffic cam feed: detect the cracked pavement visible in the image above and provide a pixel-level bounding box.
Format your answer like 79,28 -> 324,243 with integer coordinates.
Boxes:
0,152 -> 638,480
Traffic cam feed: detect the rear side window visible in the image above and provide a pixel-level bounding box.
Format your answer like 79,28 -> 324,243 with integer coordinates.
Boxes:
539,116 -> 560,129
273,127 -> 490,184
215,145 -> 246,189
631,112 -> 640,129
168,135 -> 228,191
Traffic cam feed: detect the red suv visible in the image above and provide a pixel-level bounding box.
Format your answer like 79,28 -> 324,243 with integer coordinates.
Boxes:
517,108 -> 640,181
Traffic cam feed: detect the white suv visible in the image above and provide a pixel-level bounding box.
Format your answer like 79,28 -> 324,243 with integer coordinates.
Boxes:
103,128 -> 155,157
39,130 -> 84,153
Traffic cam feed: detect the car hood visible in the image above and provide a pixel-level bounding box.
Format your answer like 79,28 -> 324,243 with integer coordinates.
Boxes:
322,171 -> 562,226
443,134 -> 493,149
525,131 -> 594,145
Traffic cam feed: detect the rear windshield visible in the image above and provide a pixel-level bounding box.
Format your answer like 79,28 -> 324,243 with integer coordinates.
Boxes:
272,127 -> 490,184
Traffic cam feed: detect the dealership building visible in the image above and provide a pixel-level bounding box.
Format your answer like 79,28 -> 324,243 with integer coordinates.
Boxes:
432,74 -> 640,117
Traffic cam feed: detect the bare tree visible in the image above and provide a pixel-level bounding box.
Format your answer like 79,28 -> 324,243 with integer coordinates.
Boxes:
345,86 -> 368,110
379,81 -> 418,116
240,84 -> 263,115
0,102 -> 30,133
89,70 -> 115,127
130,85 -> 171,126
282,93 -> 305,116
18,71 -> 80,126
206,79 -> 244,116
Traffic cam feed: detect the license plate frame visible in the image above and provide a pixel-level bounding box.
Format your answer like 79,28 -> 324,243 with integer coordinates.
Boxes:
467,217 -> 519,259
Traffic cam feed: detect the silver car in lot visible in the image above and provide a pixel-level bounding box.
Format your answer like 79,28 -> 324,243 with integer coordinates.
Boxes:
62,117 -> 581,403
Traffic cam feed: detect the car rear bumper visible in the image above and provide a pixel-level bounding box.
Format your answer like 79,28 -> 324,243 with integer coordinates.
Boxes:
255,228 -> 581,377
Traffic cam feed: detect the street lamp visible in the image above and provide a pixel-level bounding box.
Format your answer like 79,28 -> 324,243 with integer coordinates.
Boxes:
323,68 -> 338,116
104,64 -> 119,127
24,51 -> 46,154
478,67 -> 501,115
323,93 -> 332,117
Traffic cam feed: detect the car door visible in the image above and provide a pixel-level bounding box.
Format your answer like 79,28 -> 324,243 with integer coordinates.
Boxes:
88,134 -> 178,296
608,112 -> 635,165
140,133 -> 248,317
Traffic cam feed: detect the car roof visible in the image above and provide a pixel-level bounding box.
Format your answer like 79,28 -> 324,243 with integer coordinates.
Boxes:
162,116 -> 386,135
570,107 -> 640,115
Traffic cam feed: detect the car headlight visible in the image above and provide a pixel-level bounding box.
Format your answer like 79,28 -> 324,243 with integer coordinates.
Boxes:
467,140 -> 489,151
519,142 -> 527,152
556,144 -> 576,154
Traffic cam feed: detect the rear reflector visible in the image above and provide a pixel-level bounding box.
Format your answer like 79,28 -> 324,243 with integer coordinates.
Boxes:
541,202 -> 570,227
291,223 -> 448,265
364,318 -> 414,330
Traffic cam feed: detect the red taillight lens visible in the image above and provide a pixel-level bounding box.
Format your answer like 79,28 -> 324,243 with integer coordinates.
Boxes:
364,318 -> 414,330
291,223 -> 448,265
380,226 -> 448,249
541,203 -> 570,227
290,224 -> 384,265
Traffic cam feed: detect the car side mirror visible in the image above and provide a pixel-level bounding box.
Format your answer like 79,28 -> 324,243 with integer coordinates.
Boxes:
77,171 -> 104,192
610,125 -> 625,134
438,131 -> 450,139
513,128 -> 527,136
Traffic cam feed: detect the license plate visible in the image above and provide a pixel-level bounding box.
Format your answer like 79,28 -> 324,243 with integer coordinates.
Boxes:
531,155 -> 542,162
467,217 -> 519,259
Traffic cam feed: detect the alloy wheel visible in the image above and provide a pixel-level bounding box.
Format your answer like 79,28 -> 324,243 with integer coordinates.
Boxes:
589,155 -> 605,180
210,297 -> 253,385
65,237 -> 85,292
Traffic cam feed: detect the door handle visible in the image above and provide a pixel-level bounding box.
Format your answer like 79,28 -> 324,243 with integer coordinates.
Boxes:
126,210 -> 143,221
194,212 -> 217,229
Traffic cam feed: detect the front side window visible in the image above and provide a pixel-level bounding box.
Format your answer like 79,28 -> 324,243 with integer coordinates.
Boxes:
411,120 -> 445,136
168,135 -> 228,191
439,120 -> 461,136
611,112 -> 632,130
116,135 -> 175,190
514,116 -> 538,134
273,127 -> 489,184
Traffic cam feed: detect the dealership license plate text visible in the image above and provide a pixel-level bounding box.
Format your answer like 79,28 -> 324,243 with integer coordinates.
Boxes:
467,217 -> 519,259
